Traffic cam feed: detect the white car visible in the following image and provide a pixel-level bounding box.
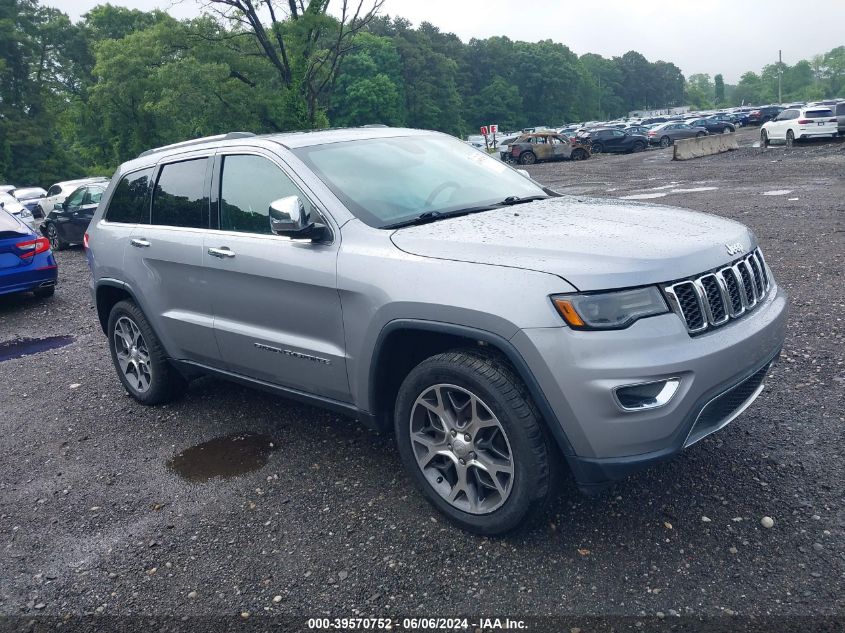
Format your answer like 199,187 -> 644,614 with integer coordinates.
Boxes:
37,177 -> 108,218
761,106 -> 838,146
0,192 -> 36,230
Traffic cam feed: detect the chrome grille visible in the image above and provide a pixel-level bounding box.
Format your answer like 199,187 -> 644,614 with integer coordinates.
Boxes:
665,248 -> 771,334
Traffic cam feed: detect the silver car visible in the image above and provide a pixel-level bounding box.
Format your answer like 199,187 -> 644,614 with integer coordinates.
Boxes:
86,128 -> 787,534
648,121 -> 708,147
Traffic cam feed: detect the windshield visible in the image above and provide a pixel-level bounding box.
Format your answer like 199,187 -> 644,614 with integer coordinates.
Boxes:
292,134 -> 548,229
14,188 -> 46,199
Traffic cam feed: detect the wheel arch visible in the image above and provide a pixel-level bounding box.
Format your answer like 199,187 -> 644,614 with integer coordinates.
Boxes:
95,279 -> 141,334
367,319 -> 576,459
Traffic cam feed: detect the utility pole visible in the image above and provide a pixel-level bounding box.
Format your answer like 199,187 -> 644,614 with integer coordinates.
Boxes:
778,50 -> 782,104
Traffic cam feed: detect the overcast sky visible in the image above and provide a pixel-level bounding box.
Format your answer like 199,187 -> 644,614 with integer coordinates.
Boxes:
48,0 -> 845,83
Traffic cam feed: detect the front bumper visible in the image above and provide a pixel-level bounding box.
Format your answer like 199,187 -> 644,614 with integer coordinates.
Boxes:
511,282 -> 787,488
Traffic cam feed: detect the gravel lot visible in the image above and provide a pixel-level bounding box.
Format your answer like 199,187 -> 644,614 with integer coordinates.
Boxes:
1,127 -> 843,631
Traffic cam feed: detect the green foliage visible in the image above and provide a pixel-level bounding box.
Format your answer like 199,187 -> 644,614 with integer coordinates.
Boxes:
1,0 -> 843,186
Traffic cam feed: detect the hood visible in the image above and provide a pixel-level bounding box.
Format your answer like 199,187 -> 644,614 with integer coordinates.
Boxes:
390,196 -> 754,291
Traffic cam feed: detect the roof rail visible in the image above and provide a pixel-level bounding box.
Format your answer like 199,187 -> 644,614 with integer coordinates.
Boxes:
137,132 -> 256,158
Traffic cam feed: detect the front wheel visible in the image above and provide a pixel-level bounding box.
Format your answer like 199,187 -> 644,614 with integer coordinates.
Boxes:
659,136 -> 671,148
107,300 -> 187,405
45,223 -> 67,251
519,151 -> 536,165
591,142 -> 604,154
394,350 -> 555,535
722,127 -> 733,134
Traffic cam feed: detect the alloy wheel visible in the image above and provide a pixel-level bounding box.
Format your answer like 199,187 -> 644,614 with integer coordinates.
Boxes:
47,225 -> 60,250
409,384 -> 514,514
113,316 -> 152,393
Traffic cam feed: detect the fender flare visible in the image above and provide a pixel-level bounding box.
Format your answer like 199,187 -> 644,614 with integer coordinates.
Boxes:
368,319 -> 576,458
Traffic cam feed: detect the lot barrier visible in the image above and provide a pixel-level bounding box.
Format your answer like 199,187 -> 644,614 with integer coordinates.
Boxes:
673,133 -> 738,160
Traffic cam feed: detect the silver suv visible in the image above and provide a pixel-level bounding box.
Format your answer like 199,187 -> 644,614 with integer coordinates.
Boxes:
86,128 -> 787,534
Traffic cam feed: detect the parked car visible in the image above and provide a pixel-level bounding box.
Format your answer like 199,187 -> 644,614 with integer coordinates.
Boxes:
86,128 -> 786,534
808,100 -> 845,136
497,135 -> 521,161
0,185 -> 17,195
647,122 -> 707,147
689,117 -> 736,135
37,177 -> 108,219
760,106 -> 839,146
623,124 -> 653,137
41,181 -> 107,250
575,128 -> 648,154
640,117 -> 668,125
747,106 -> 784,126
12,187 -> 48,218
0,206 -> 57,299
506,132 -> 590,164
0,192 -> 36,230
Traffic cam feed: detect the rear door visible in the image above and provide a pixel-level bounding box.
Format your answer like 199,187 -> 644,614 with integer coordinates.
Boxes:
205,149 -> 349,402
122,153 -> 222,367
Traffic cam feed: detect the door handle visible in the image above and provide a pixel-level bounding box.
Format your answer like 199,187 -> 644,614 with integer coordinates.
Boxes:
208,247 -> 235,259
130,238 -> 150,248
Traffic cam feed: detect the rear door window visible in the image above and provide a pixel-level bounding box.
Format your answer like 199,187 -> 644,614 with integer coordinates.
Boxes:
105,168 -> 153,224
151,158 -> 210,229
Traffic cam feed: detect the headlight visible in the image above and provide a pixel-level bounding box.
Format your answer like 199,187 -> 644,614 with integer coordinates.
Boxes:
551,287 -> 669,330
19,209 -> 32,218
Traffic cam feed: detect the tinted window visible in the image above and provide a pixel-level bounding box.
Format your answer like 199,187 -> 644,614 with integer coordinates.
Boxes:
804,109 -> 833,119
47,185 -> 61,197
105,169 -> 153,224
151,159 -> 209,229
65,188 -> 85,208
219,155 -> 312,235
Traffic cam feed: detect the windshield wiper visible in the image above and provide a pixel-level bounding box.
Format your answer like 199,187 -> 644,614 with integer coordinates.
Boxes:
382,195 -> 549,230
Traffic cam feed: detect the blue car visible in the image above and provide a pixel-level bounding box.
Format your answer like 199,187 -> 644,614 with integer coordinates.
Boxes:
0,206 -> 58,299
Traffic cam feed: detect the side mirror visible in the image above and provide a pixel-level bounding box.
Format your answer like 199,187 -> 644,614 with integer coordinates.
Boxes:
55,202 -> 64,211
268,196 -> 328,241
0,201 -> 4,209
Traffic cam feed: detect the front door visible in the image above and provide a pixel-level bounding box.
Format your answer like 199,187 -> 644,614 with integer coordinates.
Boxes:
68,185 -> 104,243
54,186 -> 86,243
205,150 -> 350,402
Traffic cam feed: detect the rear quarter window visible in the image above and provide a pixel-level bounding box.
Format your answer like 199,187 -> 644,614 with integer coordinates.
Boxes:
105,168 -> 153,224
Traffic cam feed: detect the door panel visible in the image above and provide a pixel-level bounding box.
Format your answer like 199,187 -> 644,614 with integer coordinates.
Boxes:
206,151 -> 349,402
121,155 -> 222,367
56,187 -> 85,242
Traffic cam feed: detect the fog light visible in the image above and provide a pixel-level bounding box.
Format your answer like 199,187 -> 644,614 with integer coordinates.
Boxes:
613,378 -> 680,412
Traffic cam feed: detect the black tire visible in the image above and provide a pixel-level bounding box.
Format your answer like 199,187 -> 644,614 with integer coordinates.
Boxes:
33,285 -> 55,299
107,300 -> 187,405
519,151 -> 536,165
591,142 -> 604,154
786,130 -> 795,147
394,350 -> 555,535
761,129 -> 770,148
571,148 -> 588,161
45,223 -> 67,251
695,131 -> 706,138
632,141 -> 645,153
659,136 -> 671,148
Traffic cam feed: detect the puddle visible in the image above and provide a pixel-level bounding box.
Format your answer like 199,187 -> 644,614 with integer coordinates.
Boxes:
0,335 -> 74,362
619,193 -> 668,200
168,433 -> 276,482
670,187 -> 719,193
762,190 -> 792,196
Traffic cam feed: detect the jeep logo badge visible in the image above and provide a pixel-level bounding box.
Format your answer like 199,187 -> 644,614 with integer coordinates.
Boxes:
725,242 -> 745,256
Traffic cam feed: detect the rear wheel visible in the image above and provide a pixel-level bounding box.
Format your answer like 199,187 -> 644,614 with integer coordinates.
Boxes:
519,151 -> 536,165
786,130 -> 795,147
659,136 -> 671,148
107,300 -> 187,405
722,126 -> 733,134
394,350 -> 555,535
591,142 -> 604,154
45,223 -> 67,251
571,148 -> 588,161
632,141 -> 645,152
695,131 -> 706,138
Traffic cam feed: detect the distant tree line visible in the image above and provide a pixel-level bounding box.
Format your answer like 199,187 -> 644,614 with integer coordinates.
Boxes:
1,0 -> 843,185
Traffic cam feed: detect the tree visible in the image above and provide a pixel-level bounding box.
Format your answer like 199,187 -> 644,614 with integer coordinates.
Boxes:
685,73 -> 714,110
714,73 -> 725,105
202,0 -> 385,125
